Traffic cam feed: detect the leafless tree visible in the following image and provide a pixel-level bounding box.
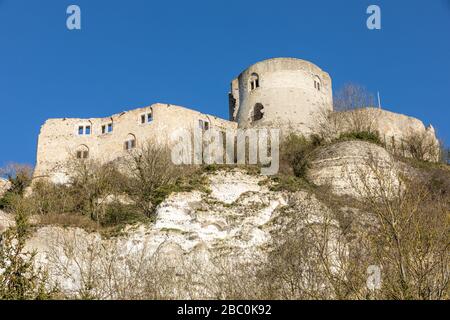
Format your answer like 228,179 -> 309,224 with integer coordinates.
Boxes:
334,83 -> 376,111
402,131 -> 440,162
348,155 -> 450,299
121,141 -> 185,216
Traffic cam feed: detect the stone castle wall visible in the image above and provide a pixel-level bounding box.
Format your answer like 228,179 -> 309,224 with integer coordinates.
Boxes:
34,103 -> 237,182
34,58 -> 441,182
333,108 -> 440,160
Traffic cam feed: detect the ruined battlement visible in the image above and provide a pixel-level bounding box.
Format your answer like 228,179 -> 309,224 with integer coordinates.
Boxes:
34,58 -> 440,182
34,103 -> 236,182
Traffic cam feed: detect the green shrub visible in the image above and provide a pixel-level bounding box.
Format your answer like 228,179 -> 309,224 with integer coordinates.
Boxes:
281,134 -> 317,178
337,130 -> 382,145
0,164 -> 33,210
268,175 -> 312,192
100,202 -> 148,228
0,194 -> 58,300
0,192 -> 15,210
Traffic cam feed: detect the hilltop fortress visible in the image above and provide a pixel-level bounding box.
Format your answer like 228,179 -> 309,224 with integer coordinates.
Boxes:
34,58 -> 439,181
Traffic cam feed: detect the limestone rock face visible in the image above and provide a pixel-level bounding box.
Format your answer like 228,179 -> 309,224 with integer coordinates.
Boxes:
0,177 -> 15,238
308,141 -> 400,198
13,142 -> 402,298
24,170 -> 298,298
0,210 -> 14,234
0,178 -> 11,198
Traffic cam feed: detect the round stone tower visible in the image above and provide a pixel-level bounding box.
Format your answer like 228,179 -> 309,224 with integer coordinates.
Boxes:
229,57 -> 333,134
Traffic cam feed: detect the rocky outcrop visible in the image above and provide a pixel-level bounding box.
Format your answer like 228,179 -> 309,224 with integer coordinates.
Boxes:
0,210 -> 14,234
0,178 -> 11,198
3,141 -> 415,298
15,168 -> 341,299
23,170 -> 295,297
308,141 -> 400,198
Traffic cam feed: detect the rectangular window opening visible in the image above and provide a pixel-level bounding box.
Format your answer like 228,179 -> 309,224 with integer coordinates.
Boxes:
108,123 -> 113,132
85,126 -> 91,135
78,126 -> 84,135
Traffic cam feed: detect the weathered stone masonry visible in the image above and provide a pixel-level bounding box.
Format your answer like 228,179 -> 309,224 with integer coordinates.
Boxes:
35,103 -> 236,182
34,57 -> 439,181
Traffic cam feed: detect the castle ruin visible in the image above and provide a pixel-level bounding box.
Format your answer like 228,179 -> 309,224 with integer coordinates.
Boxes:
34,57 -> 439,182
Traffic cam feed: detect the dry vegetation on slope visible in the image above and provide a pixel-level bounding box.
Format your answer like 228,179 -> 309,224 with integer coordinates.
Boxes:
0,102 -> 449,299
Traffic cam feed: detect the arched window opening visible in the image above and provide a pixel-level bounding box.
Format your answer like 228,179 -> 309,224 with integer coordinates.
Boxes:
124,134 -> 137,151
252,103 -> 264,122
249,73 -> 260,91
76,145 -> 89,159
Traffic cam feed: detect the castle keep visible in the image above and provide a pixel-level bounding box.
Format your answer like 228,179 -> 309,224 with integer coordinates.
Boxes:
229,58 -> 333,133
34,58 -> 439,182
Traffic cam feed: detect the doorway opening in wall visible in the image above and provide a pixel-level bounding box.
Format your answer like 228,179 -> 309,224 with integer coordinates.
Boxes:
252,103 -> 264,122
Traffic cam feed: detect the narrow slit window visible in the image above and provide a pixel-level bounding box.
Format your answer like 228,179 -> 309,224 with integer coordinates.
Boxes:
141,114 -> 146,124
314,77 -> 321,91
102,125 -> 106,134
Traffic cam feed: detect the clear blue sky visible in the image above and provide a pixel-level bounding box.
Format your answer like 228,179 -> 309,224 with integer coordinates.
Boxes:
1,0 -> 449,167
